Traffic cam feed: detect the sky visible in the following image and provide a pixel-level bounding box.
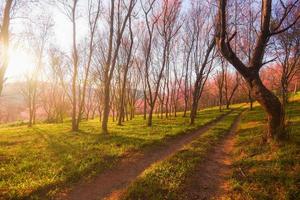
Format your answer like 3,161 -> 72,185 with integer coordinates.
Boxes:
5,0 -> 190,81
6,1 -> 89,81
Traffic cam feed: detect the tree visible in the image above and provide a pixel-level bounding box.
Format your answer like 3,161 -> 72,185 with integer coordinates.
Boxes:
21,72 -> 36,127
0,0 -> 13,96
70,0 -> 79,131
182,22 -> 194,117
117,15 -> 134,125
57,0 -> 80,131
101,0 -> 136,134
76,0 -> 101,128
21,13 -> 53,127
143,0 -> 181,126
224,70 -> 240,109
190,38 -> 215,125
215,0 -> 300,139
274,7 -> 300,108
189,1 -> 216,125
41,49 -> 69,123
170,44 -> 184,117
214,58 -> 225,112
140,0 -> 159,125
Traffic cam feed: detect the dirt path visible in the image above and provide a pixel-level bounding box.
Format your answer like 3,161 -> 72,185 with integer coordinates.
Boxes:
183,113 -> 242,200
55,112 -> 231,200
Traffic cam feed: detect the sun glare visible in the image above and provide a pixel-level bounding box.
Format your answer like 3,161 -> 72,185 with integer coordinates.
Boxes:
7,48 -> 35,80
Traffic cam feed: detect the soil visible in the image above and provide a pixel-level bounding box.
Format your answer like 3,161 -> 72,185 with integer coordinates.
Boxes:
55,112 -> 232,200
182,113 -> 242,200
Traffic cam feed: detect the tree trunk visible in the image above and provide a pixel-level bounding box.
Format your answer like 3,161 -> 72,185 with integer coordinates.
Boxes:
112,108 -> 115,122
143,92 -> 147,120
92,108 -> 96,119
219,95 -> 222,112
117,82 -> 126,125
249,75 -> 285,139
32,88 -> 37,125
0,0 -> 13,96
86,109 -> 90,120
71,0 -> 79,132
28,101 -> 33,127
190,97 -> 198,125
147,106 -> 154,127
248,89 -> 253,110
102,82 -> 110,134
226,102 -> 229,109
281,78 -> 289,109
125,103 -> 129,121
225,80 -> 239,110
174,103 -> 177,117
215,0 -> 288,140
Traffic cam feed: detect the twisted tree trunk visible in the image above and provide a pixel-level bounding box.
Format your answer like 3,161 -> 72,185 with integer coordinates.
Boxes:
249,74 -> 285,138
215,0 -> 296,139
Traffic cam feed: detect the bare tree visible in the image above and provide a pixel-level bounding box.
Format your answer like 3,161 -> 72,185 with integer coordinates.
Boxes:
58,0 -> 101,131
224,70 -> 240,109
0,0 -> 13,96
70,0 -> 79,131
76,0 -> 101,128
182,22 -> 194,117
41,49 -> 69,123
21,14 -> 53,127
139,0 -> 159,124
117,15 -> 134,125
100,0 -> 136,134
215,0 -> 300,139
143,0 -> 181,126
125,62 -> 140,121
274,7 -> 300,108
189,1 -> 216,125
171,43 -> 184,117
57,0 -> 80,131
214,59 -> 225,112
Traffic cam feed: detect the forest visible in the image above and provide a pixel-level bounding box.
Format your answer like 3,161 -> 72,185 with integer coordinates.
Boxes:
0,0 -> 299,199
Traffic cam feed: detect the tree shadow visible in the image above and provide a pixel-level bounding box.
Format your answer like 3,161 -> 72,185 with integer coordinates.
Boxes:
23,128 -> 150,199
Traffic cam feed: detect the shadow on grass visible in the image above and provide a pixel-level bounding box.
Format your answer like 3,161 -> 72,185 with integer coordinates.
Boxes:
3,109 -> 232,199
229,101 -> 300,200
21,128 -> 152,199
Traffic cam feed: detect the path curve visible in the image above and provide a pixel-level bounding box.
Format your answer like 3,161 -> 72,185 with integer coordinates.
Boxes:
183,112 -> 242,200
56,112 -> 232,200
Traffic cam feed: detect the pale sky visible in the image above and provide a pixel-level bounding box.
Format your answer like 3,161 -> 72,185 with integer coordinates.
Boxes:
6,1 -> 89,81
5,0 -> 190,82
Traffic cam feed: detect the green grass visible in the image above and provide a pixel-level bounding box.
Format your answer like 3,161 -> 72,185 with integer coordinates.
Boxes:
0,107 -> 229,199
121,109 -> 243,200
226,99 -> 300,199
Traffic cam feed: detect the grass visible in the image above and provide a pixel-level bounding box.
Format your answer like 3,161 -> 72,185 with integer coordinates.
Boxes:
121,109 -> 243,200
225,94 -> 300,199
0,107 -> 229,199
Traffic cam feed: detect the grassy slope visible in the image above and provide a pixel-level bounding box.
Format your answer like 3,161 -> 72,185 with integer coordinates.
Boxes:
226,93 -> 300,200
0,107 -> 229,199
122,109 -> 242,200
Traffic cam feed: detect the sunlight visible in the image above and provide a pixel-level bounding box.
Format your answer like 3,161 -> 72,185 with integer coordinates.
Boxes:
7,47 -> 35,79
0,0 -> 299,199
